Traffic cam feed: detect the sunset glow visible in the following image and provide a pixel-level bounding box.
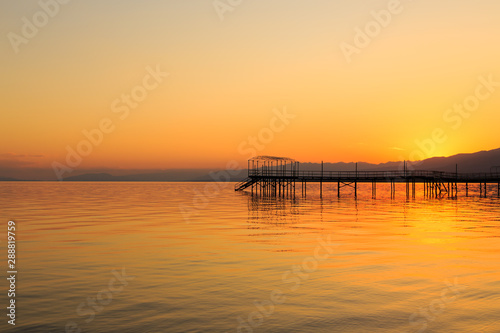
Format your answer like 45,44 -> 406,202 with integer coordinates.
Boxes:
2,0 -> 500,173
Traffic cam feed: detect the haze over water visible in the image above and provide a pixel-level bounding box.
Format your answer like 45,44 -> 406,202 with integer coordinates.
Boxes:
1,181 -> 500,332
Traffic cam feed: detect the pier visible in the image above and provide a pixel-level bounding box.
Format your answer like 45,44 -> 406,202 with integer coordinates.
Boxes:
235,156 -> 500,199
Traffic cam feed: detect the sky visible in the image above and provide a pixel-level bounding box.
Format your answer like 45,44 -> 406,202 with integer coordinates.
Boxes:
1,0 -> 500,176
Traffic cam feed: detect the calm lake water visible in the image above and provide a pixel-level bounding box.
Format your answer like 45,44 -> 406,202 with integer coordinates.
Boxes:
1,181 -> 500,332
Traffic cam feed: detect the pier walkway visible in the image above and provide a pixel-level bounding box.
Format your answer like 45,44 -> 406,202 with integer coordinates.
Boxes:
235,156 -> 500,198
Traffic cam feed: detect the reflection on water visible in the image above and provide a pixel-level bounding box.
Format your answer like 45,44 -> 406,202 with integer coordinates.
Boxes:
1,182 -> 500,332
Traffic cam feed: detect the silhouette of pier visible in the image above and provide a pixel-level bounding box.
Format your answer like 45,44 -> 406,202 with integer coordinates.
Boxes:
235,156 -> 500,199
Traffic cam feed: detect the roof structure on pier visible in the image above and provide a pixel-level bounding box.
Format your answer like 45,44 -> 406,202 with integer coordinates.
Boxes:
249,156 -> 296,162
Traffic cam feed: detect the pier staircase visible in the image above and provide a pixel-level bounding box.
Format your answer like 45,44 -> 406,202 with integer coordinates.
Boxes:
235,178 -> 256,191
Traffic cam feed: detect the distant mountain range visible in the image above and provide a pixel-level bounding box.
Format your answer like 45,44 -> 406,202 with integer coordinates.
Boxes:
300,147 -> 500,174
1,148 -> 500,181
62,169 -> 244,182
0,177 -> 23,181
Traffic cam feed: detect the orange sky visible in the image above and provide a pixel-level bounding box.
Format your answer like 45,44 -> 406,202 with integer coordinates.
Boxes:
1,0 -> 500,173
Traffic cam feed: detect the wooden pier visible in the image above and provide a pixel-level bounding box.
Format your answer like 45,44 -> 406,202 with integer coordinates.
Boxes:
235,156 -> 500,199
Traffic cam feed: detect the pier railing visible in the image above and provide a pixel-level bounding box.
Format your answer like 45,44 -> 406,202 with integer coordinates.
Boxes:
248,169 -> 500,182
